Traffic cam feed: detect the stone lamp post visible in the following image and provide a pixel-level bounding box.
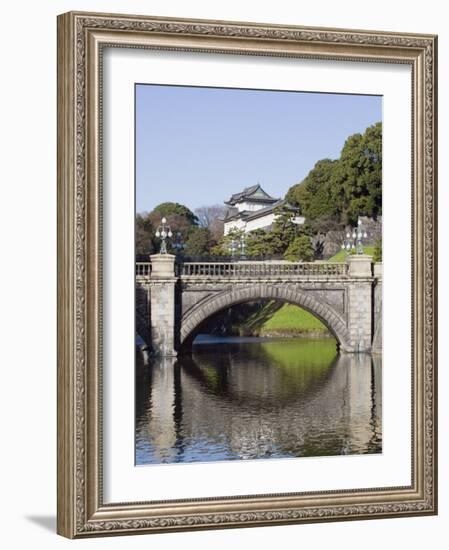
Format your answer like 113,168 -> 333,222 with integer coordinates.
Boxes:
149,217 -> 177,357
155,217 -> 173,254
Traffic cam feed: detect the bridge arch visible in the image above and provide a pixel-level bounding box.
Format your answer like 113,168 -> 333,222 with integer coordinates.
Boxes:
180,284 -> 352,352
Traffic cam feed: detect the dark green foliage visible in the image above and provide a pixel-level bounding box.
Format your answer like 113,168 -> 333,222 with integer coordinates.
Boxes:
144,202 -> 199,255
204,205 -> 313,259
135,213 -> 156,256
152,202 -> 198,225
284,235 -> 315,262
210,206 -> 312,258
245,204 -> 310,257
136,202 -> 199,256
184,226 -> 213,256
285,122 -> 382,228
270,204 -> 306,248
245,229 -> 279,257
332,122 -> 382,225
209,228 -> 244,256
286,159 -> 339,221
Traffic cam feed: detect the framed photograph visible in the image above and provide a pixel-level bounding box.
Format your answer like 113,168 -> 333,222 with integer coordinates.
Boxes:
57,11 -> 437,538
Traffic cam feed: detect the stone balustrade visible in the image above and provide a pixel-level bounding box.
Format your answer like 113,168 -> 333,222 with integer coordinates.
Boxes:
136,260 -> 349,279
136,262 -> 152,277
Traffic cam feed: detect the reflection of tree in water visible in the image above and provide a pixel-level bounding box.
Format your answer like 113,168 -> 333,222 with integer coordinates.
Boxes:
367,354 -> 382,453
183,339 -> 338,409
290,353 -> 382,458
135,351 -> 152,431
135,340 -> 382,464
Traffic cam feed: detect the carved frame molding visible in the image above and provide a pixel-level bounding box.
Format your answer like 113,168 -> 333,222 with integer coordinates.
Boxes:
57,11 -> 437,538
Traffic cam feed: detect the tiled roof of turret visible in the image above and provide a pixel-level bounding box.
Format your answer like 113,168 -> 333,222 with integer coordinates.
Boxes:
222,200 -> 298,223
224,184 -> 279,206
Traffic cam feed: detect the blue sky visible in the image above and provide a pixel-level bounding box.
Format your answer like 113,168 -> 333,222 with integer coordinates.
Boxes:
136,84 -> 381,214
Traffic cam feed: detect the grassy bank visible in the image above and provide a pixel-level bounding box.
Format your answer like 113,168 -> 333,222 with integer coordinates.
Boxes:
234,301 -> 330,338
328,246 -> 375,263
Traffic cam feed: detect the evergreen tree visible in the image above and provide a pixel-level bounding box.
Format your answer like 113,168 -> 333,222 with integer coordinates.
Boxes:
184,226 -> 213,256
285,122 -> 382,228
135,213 -> 155,256
152,202 -> 198,225
284,235 -> 314,262
331,122 -> 382,225
286,159 -> 339,222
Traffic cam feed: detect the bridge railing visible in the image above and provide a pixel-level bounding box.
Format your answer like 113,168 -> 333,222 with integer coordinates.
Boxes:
136,262 -> 152,277
177,262 -> 348,278
136,261 -> 349,278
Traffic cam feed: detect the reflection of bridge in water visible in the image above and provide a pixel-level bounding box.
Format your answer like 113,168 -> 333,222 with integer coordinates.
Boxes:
135,341 -> 382,464
136,255 -> 382,355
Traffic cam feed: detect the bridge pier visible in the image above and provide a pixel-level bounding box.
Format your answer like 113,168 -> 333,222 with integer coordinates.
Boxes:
149,254 -> 177,357
371,262 -> 383,354
346,255 -> 373,353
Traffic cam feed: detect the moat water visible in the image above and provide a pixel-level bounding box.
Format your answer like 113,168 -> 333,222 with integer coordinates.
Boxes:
135,336 -> 382,465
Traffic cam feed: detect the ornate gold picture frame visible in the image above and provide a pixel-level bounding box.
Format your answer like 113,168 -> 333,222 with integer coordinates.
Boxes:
57,11 -> 437,538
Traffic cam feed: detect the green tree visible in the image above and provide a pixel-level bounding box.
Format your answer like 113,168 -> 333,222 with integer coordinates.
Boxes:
285,122 -> 382,229
209,243 -> 227,256
148,202 -> 199,253
184,226 -> 213,256
270,204 -> 304,252
331,122 -> 382,225
209,228 -> 245,256
210,205 -> 311,259
135,212 -> 155,256
245,229 -> 279,258
152,202 -> 198,225
286,159 -> 339,222
284,235 -> 314,262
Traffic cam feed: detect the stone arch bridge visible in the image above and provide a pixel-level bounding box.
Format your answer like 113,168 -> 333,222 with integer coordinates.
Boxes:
136,255 -> 382,356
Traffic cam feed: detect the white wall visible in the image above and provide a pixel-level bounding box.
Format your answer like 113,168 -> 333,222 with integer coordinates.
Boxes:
245,212 -> 276,231
0,1 -> 446,549
224,218 -> 246,234
224,213 -> 276,234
